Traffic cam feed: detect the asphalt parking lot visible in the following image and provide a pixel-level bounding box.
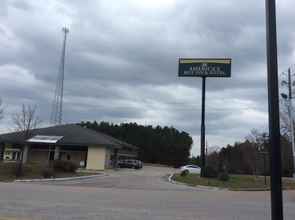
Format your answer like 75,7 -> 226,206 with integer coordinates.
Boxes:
0,165 -> 295,220
37,165 -> 191,191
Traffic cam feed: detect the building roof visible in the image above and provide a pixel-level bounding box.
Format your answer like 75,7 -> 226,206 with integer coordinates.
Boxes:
0,124 -> 135,149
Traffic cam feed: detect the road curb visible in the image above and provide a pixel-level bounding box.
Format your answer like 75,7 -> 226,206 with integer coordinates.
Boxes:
168,174 -> 291,191
14,173 -> 106,183
167,173 -> 226,191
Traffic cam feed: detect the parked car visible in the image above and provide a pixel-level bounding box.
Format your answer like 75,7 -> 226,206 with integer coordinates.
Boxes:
180,165 -> 201,174
118,159 -> 143,169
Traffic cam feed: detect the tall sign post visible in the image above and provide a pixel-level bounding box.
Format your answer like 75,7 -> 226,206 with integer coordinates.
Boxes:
265,0 -> 283,219
178,58 -> 231,177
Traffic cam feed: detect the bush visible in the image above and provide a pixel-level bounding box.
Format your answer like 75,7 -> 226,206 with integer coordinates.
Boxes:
0,162 -> 27,177
52,160 -> 78,173
14,162 -> 24,177
282,169 -> 293,178
0,162 -> 36,178
42,167 -> 55,178
180,169 -> 189,177
0,162 -> 14,176
203,166 -> 218,178
218,172 -> 230,181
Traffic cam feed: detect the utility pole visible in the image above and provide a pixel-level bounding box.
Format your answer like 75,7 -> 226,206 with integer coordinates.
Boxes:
287,68 -> 295,176
265,0 -> 284,219
200,77 -> 206,177
51,27 -> 69,125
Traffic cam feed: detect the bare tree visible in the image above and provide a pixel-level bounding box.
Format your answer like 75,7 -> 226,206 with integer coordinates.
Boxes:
280,98 -> 295,139
246,129 -> 269,175
246,129 -> 269,151
280,111 -> 291,137
0,98 -> 3,121
12,104 -> 41,138
11,104 -> 41,176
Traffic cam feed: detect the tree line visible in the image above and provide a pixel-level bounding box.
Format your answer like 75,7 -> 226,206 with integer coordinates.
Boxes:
191,129 -> 294,177
80,121 -> 193,167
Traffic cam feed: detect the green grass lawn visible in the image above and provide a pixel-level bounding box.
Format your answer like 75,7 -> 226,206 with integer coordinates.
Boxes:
173,174 -> 295,191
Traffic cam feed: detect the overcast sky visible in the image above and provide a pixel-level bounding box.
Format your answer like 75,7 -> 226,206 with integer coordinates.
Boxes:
0,0 -> 295,155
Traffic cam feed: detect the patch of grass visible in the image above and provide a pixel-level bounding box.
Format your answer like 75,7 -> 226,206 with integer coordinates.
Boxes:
173,174 -> 295,191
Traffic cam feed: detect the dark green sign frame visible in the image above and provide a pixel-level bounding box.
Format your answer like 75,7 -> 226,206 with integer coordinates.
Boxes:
178,58 -> 232,77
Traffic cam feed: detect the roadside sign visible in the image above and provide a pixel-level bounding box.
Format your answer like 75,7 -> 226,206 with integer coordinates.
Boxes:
178,57 -> 232,177
178,58 -> 231,77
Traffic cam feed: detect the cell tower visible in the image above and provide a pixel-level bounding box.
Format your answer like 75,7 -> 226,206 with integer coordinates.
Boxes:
50,27 -> 69,125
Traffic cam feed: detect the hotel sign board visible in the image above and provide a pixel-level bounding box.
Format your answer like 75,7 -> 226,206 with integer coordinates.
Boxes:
178,58 -> 231,77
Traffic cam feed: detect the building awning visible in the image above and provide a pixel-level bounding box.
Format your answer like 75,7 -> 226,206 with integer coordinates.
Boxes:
27,135 -> 63,144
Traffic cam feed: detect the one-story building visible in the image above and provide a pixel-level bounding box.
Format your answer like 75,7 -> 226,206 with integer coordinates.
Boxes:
0,124 -> 138,170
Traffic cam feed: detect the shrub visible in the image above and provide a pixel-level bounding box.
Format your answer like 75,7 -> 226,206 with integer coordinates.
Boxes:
0,162 -> 35,178
53,160 -> 78,173
203,166 -> 218,178
218,172 -> 230,181
282,169 -> 293,178
180,169 -> 189,177
4,162 -> 28,177
14,162 -> 24,177
42,167 -> 55,178
0,162 -> 23,177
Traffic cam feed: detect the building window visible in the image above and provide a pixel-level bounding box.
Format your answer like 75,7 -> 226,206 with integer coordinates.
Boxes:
4,149 -> 21,161
49,151 -> 55,161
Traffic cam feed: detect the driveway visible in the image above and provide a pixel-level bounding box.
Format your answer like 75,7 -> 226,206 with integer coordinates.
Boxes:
36,165 -> 193,191
0,165 -> 294,220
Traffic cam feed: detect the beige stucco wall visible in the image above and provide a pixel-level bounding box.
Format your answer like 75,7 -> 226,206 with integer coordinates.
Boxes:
86,146 -> 106,170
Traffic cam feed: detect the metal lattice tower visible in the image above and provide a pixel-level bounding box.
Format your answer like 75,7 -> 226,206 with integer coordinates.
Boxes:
50,27 -> 69,125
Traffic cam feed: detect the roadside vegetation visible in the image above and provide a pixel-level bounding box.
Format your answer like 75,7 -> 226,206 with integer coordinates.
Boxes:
172,158 -> 295,191
173,173 -> 295,190
0,161 -> 92,182
189,129 -> 294,178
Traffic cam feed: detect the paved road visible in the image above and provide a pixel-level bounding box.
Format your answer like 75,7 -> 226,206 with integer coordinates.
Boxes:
0,166 -> 294,220
36,166 -> 195,191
